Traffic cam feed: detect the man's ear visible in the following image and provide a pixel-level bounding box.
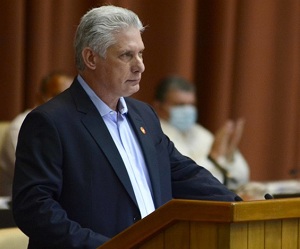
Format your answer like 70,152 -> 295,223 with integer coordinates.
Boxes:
82,47 -> 97,70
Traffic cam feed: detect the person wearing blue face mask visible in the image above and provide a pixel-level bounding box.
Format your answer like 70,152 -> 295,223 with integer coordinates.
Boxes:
153,75 -> 250,191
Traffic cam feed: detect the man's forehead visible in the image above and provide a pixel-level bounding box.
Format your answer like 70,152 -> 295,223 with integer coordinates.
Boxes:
110,28 -> 144,50
166,89 -> 196,103
112,41 -> 144,51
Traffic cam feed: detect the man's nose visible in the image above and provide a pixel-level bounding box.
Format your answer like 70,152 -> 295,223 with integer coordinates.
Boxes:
132,56 -> 145,73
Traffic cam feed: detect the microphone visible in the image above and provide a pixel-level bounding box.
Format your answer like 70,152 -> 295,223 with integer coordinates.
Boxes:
264,193 -> 274,200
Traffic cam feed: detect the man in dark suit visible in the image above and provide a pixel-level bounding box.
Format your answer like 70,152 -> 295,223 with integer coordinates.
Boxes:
13,5 -> 240,249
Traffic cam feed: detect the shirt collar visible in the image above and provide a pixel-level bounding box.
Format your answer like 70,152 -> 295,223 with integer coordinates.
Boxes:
77,74 -> 128,116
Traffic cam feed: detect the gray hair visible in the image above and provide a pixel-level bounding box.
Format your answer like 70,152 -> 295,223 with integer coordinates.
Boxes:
74,5 -> 145,70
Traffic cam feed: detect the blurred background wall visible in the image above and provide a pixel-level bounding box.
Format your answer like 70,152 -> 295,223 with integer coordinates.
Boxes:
0,0 -> 299,182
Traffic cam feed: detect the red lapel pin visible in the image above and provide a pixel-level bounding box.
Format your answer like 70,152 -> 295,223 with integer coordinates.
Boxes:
140,127 -> 146,134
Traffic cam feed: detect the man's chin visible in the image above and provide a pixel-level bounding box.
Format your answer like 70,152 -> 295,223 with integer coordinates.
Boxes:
125,85 -> 140,97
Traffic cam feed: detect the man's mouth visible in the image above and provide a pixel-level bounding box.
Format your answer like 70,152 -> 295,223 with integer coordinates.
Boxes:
127,79 -> 140,83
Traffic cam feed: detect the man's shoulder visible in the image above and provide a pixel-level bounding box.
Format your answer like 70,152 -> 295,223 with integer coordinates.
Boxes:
9,110 -> 32,131
189,123 -> 214,140
192,123 -> 212,134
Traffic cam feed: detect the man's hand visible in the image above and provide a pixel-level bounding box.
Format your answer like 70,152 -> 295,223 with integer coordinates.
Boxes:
209,118 -> 245,162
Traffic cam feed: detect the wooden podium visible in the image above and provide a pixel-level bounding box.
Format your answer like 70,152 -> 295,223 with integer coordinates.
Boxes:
98,198 -> 300,249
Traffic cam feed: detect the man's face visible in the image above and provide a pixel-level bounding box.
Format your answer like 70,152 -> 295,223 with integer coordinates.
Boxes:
94,27 -> 145,101
159,89 -> 196,120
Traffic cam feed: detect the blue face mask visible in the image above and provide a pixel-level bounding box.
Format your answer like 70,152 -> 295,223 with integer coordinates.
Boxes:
169,105 -> 197,132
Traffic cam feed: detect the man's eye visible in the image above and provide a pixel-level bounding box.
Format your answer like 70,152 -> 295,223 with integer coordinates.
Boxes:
120,52 -> 132,59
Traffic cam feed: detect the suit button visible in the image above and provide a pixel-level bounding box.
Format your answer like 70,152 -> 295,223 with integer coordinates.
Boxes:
133,215 -> 141,223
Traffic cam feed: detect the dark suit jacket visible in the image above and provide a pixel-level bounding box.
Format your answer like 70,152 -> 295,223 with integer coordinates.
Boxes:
13,79 -> 239,249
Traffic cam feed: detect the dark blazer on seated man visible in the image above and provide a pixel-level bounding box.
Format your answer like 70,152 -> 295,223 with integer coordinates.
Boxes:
13,79 -> 240,248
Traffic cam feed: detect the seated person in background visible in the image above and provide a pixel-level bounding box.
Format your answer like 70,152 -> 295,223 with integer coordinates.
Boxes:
0,72 -> 72,196
153,75 -> 249,190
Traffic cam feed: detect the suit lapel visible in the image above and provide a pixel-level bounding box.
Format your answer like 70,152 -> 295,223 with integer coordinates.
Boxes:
70,81 -> 138,206
127,110 -> 162,207
71,80 -> 162,208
